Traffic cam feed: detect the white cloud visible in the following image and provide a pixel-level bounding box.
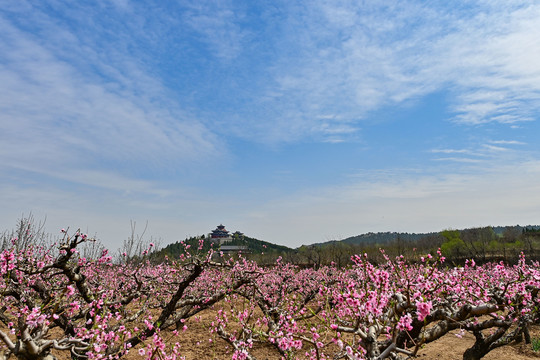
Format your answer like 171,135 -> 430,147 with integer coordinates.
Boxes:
182,0 -> 247,61
430,138 -> 530,165
0,11 -> 220,185
240,1 -> 540,141
482,144 -> 511,152
431,149 -> 470,154
323,138 -> 347,144
489,140 -> 525,145
5,1 -> 539,145
433,157 -> 484,164
429,4 -> 540,125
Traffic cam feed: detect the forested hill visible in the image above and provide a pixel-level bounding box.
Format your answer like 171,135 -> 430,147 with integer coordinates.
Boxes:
325,225 -> 540,247
154,234 -> 292,259
339,231 -> 439,245
152,225 -> 540,264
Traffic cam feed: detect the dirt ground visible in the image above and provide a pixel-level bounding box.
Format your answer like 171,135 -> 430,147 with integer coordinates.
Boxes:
126,310 -> 540,360
166,323 -> 540,359
415,328 -> 540,360
3,309 -> 540,359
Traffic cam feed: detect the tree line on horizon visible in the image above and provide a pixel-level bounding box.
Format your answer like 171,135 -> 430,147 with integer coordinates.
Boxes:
151,224 -> 540,267
2,216 -> 539,267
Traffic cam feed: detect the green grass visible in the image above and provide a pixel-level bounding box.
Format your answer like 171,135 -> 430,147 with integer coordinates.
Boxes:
532,337 -> 540,352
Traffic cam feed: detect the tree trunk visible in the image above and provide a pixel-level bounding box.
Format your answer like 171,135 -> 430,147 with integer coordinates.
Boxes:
463,346 -> 488,360
6,352 -> 56,360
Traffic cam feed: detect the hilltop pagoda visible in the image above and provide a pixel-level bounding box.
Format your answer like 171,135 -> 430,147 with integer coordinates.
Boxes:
209,224 -> 232,244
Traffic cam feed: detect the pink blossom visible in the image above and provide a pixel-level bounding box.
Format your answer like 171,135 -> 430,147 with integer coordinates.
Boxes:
397,314 -> 413,331
416,300 -> 433,321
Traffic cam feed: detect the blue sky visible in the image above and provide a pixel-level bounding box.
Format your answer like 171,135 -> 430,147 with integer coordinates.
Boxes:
2,1 -> 540,249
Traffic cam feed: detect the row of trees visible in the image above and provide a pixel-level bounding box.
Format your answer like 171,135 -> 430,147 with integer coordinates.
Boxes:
4,217 -> 538,268
2,218 -> 540,359
276,226 -> 540,268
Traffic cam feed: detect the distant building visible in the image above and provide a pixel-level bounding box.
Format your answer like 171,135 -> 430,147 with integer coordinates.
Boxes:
232,231 -> 244,239
220,245 -> 249,254
208,225 -> 251,256
209,224 -> 232,245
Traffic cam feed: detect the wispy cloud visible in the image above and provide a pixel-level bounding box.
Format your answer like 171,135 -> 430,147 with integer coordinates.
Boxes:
430,137 -> 529,164
433,157 -> 484,163
431,149 -> 470,154
4,1 -> 539,147
446,5 -> 540,125
237,1 -> 540,141
0,7 -> 220,189
482,144 -> 511,152
489,140 -> 525,145
181,0 -> 247,61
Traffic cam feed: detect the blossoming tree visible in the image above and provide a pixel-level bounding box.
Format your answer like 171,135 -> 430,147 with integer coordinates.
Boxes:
1,227 -> 539,360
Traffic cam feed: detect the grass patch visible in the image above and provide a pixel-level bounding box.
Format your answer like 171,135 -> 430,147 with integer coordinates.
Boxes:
532,337 -> 540,352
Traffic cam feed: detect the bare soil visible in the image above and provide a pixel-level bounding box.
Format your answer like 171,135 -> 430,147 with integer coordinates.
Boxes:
415,327 -> 540,360
4,308 -> 540,359
126,310 -> 540,360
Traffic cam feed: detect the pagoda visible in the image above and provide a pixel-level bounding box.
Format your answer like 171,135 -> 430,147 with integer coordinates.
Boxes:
209,224 -> 232,244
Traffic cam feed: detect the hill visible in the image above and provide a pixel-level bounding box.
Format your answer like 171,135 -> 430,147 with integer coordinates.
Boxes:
154,233 -> 292,260
152,224 -> 540,265
321,225 -> 540,247
339,231 -> 439,245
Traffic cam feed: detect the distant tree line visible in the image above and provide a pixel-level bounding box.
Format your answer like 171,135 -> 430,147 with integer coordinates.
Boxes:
149,225 -> 540,268
5,216 -> 537,268
288,226 -> 540,268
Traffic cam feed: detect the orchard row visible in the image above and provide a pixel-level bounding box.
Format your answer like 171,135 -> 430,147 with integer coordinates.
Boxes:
1,230 -> 539,360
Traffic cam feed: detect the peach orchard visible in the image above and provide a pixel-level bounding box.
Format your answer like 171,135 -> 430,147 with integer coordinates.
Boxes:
1,230 -> 539,360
